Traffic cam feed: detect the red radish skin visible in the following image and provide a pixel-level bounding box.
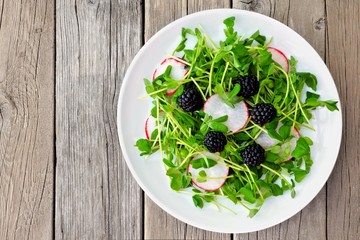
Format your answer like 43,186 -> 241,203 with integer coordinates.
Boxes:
268,47 -> 289,73
255,125 -> 300,162
144,115 -> 156,140
152,57 -> 188,96
203,94 -> 249,133
187,152 -> 229,192
144,112 -> 164,140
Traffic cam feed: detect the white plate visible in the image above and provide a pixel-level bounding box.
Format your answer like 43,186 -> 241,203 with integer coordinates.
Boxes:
118,9 -> 342,233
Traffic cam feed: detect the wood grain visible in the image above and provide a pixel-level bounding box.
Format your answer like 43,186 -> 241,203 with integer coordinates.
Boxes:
0,0 -> 357,239
143,0 -> 232,239
143,1 -> 188,239
0,0 -> 54,239
326,1 -> 360,239
233,0 -> 327,239
55,0 -> 142,239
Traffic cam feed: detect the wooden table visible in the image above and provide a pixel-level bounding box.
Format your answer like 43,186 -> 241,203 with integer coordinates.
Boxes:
0,0 -> 358,239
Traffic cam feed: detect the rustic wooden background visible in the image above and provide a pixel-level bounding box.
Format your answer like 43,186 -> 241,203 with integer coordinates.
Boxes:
0,0 -> 358,239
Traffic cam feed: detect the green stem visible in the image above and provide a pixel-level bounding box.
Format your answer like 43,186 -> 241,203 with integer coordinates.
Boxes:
207,57 -> 216,96
245,165 -> 264,201
191,77 -> 207,101
277,66 -> 290,109
260,164 -> 293,190
220,62 -> 230,85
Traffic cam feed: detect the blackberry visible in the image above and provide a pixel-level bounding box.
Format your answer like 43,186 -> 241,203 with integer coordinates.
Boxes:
234,75 -> 259,98
251,103 -> 277,125
203,131 -> 227,153
240,143 -> 265,167
177,88 -> 204,112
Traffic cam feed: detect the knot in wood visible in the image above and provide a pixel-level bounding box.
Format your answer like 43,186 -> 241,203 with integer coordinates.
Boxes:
314,17 -> 327,30
0,91 -> 16,124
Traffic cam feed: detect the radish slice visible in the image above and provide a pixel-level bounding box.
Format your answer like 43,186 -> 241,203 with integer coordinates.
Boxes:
203,94 -> 249,133
256,125 -> 300,162
268,47 -> 289,73
144,112 -> 164,140
144,115 -> 156,140
152,57 -> 188,95
188,151 -> 229,191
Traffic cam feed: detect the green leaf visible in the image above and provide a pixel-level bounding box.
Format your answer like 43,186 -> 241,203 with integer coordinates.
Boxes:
203,194 -> 214,203
214,51 -> 227,63
144,81 -> 155,94
170,175 -> 183,191
213,115 -> 228,122
291,189 -> 296,198
183,175 -> 192,188
288,56 -> 298,73
323,100 -> 339,111
302,136 -> 313,146
292,137 -> 310,158
199,170 -> 207,177
248,208 -> 260,218
172,85 -> 184,97
306,91 -> 320,101
192,188 -> 201,193
163,158 -> 175,168
192,195 -> 204,208
306,92 -> 338,111
182,27 -> 195,37
270,183 -> 284,196
144,78 -> 152,87
258,50 -> 272,66
175,38 -> 187,52
150,106 -> 157,118
150,129 -> 158,140
184,49 -> 195,61
191,158 -> 217,169
291,168 -> 308,182
265,152 -> 280,162
135,139 -> 152,155
196,170 -> 207,183
213,84 -> 238,108
265,118 -> 279,130
221,183 -> 238,204
279,125 -> 291,140
240,187 -> 256,204
233,132 -> 250,141
305,93 -> 321,108
250,30 -> 266,45
304,154 -> 313,172
269,145 -> 282,154
166,168 -> 181,177
297,72 -> 317,91
223,16 -> 235,37
267,129 -> 283,141
223,16 -> 235,28
209,122 -> 228,133
228,83 -> 241,99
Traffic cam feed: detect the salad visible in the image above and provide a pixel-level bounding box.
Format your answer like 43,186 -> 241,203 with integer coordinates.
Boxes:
136,16 -> 338,217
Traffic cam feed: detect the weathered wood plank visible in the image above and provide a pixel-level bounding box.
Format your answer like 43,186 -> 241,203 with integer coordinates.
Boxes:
326,1 -> 360,239
144,0 -> 232,239
0,0 -> 54,239
143,1 -> 188,239
187,0 -> 231,12
233,0 -> 327,239
112,1 -> 144,239
55,0 -> 143,239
